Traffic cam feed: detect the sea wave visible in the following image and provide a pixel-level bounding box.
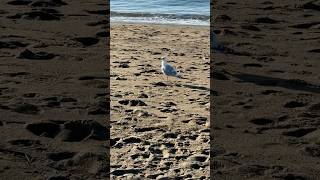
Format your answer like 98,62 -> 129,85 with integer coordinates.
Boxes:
110,11 -> 210,26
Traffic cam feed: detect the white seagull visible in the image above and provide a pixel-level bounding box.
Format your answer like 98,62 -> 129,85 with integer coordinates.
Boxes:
211,32 -> 218,49
161,56 -> 181,81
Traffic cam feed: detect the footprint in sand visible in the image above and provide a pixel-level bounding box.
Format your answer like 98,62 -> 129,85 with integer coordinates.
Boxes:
74,37 -> 99,47
8,11 -> 61,21
13,103 -> 40,114
0,40 -> 29,49
250,118 -> 274,125
26,122 -> 60,138
282,128 -> 317,138
18,49 -> 57,60
30,0 -> 67,7
7,0 -> 32,5
26,120 -> 108,141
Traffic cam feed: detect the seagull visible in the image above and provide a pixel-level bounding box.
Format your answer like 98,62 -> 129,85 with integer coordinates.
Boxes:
161,56 -> 181,81
210,29 -> 232,53
211,31 -> 218,49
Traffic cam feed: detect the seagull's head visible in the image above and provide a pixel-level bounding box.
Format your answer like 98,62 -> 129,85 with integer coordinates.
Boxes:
160,56 -> 167,62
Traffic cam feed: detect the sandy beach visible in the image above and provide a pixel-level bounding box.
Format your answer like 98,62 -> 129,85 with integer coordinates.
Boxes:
2,0 -> 319,178
110,23 -> 210,179
212,0 -> 320,179
0,0 -> 108,179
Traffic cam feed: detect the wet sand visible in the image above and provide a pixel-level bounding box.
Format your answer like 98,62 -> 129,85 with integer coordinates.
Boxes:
212,0 -> 320,179
110,23 -> 210,179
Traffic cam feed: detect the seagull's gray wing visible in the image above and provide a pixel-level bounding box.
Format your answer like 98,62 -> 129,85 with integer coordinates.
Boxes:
164,63 -> 177,76
211,32 -> 218,49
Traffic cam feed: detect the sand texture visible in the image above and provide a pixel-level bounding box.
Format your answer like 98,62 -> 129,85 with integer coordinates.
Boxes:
0,0 -> 109,179
212,0 -> 320,179
110,24 -> 210,179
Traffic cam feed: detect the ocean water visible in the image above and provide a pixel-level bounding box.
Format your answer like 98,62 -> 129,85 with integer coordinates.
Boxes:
110,0 -> 210,26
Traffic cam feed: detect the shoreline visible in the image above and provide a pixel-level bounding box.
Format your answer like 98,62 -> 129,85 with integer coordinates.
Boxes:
110,21 -> 210,28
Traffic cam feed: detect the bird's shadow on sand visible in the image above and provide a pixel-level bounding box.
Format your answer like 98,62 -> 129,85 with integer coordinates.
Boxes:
168,71 -> 320,95
228,72 -> 320,94
175,83 -> 211,92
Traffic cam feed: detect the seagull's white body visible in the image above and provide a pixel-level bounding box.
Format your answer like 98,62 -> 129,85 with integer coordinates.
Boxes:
161,57 -> 180,80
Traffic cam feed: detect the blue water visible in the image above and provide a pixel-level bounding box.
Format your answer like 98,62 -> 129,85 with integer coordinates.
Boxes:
110,0 -> 210,26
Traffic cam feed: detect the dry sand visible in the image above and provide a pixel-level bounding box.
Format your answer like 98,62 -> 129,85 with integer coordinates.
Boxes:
0,0 -> 108,179
2,0 -> 319,179
110,23 -> 210,179
212,0 -> 320,179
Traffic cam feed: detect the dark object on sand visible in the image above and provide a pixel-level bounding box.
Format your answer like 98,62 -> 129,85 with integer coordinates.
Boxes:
74,37 -> 99,47
7,0 -> 32,5
18,49 -> 56,60
31,0 -> 67,7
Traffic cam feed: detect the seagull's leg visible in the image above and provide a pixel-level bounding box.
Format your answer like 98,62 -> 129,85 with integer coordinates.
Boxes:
160,74 -> 164,81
